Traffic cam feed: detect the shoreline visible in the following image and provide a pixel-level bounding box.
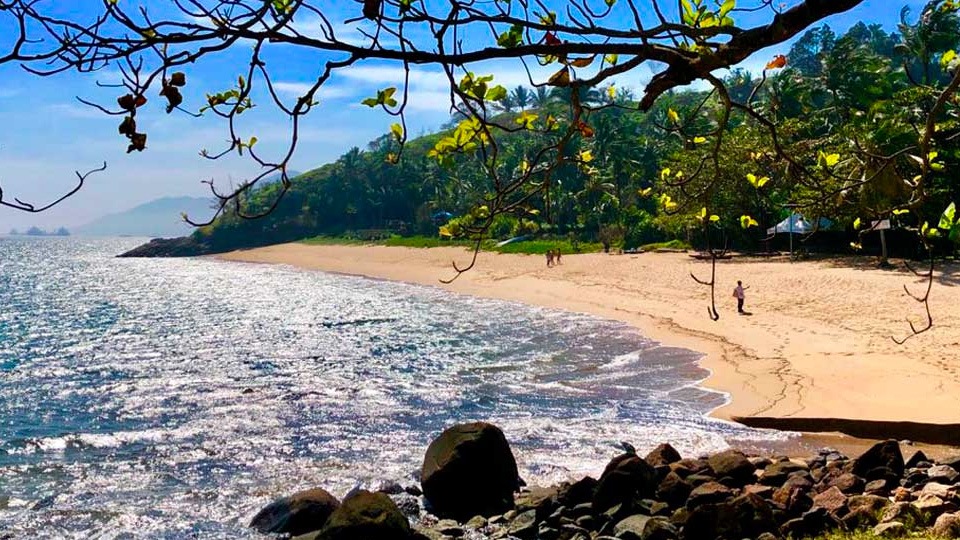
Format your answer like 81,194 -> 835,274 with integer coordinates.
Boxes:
216,243 -> 960,448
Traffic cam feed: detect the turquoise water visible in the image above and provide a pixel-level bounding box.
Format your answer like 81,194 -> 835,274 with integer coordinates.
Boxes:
0,237 -> 789,538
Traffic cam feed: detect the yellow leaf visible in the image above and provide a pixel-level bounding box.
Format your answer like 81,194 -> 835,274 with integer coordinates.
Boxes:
853,217 -> 861,230
692,136 -> 707,144
639,187 -> 653,197
579,150 -> 594,163
607,85 -> 616,99
667,108 -> 680,124
390,123 -> 403,140
709,214 -> 720,223
740,215 -> 759,229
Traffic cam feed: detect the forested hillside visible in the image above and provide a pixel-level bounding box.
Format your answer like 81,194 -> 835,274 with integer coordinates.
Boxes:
187,7 -> 960,258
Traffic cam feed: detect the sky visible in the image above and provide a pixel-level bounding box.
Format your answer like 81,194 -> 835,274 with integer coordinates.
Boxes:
0,0 -> 932,231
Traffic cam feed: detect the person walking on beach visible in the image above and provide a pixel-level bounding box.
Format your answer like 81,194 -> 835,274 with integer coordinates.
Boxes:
554,249 -> 562,265
733,280 -> 749,314
546,250 -> 554,267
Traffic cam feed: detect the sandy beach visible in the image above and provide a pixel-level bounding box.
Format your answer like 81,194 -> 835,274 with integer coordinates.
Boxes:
219,244 -> 960,444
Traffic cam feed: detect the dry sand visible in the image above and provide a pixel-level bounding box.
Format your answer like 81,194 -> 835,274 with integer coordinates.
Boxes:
218,244 -> 960,445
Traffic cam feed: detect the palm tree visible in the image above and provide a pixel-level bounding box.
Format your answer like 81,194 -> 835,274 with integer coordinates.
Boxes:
493,93 -> 518,113
510,86 -> 532,110
531,86 -> 552,109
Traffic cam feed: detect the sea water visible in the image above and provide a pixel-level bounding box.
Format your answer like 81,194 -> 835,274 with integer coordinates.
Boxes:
0,237 -> 791,538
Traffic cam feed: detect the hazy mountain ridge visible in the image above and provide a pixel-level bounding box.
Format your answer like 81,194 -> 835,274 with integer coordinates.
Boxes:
76,196 -> 213,237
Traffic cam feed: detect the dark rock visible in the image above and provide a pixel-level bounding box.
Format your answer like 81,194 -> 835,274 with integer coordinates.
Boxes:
864,478 -> 890,496
929,464 -> 960,484
435,519 -> 463,537
249,488 -> 340,536
842,506 -> 880,530
772,484 -> 813,517
828,472 -> 865,494
317,490 -> 411,540
557,477 -> 598,508
779,507 -> 839,539
376,481 -> 404,495
404,485 -> 423,497
847,494 -> 890,514
932,512 -> 960,538
706,449 -> 754,486
593,454 -> 657,512
645,444 -> 682,468
940,455 -> 960,470
515,486 -> 559,521
656,472 -> 693,508
392,494 -> 421,517
682,494 -> 776,540
119,236 -> 211,257
905,450 -> 930,469
744,484 -> 775,499
686,482 -> 734,508
812,486 -> 847,515
851,440 -> 903,479
421,422 -> 520,520
760,460 -> 808,487
683,474 -> 713,487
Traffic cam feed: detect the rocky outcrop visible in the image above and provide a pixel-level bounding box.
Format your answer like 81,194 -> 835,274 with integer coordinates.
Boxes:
420,422 -> 520,520
118,236 -> 211,257
317,490 -> 412,540
248,488 -> 339,536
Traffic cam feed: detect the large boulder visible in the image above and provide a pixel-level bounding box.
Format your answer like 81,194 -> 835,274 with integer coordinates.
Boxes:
851,440 -> 904,479
707,449 -> 754,486
317,490 -> 412,540
645,444 -> 683,468
421,422 -> 520,520
593,453 -> 658,512
933,512 -> 960,538
249,488 -> 340,536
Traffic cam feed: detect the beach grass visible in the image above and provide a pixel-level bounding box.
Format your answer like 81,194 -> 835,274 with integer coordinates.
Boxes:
812,533 -> 936,540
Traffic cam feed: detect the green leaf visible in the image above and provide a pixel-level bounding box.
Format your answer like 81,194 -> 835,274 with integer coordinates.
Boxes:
939,202 -> 956,230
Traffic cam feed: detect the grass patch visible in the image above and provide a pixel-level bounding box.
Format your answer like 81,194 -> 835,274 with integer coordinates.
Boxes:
811,532 -> 937,540
491,239 -> 604,255
382,236 -> 473,248
302,234 -> 605,255
639,239 -> 692,251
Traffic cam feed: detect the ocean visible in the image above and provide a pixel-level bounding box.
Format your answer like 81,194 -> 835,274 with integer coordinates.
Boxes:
0,237 -> 791,538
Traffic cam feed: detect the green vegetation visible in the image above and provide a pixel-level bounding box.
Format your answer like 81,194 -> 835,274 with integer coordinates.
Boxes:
193,5 -> 960,260
302,235 -> 603,255
811,533 -> 936,540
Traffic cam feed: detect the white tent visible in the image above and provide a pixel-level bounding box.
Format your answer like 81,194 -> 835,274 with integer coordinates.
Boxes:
766,212 -> 833,236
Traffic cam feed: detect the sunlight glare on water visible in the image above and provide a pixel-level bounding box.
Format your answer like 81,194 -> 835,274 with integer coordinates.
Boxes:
0,237 -> 791,538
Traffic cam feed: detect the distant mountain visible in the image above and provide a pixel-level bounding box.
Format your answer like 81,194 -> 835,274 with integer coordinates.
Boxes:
76,196 -> 214,237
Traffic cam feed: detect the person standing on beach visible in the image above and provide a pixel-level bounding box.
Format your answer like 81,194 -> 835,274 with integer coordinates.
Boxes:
555,249 -> 562,265
546,250 -> 554,267
733,280 -> 749,314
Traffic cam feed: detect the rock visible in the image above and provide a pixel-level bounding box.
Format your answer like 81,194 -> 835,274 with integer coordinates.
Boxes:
892,487 -> 914,502
421,422 -> 520,520
905,450 -> 930,469
392,493 -> 422,517
377,481 -> 405,495
864,479 -> 890,496
812,486 -> 847,515
249,488 -> 340,536
781,507 -> 841,538
435,519 -> 463,537
912,492 -> 956,521
683,474 -> 713,487
465,516 -> 487,529
507,509 -> 537,539
933,512 -> 960,538
645,444 -> 683,468
828,472 -> 865,495
851,440 -> 904,479
119,236 -> 211,257
772,482 -> 813,517
929,464 -> 960,484
317,491 -> 411,540
656,472 -> 693,508
685,482 -> 734,508
924,482 -> 957,499
557,477 -> 598,507
842,506 -> 880,530
641,516 -> 679,540
614,515 -> 652,539
743,484 -> 774,499
593,454 -> 657,512
872,521 -> 906,537
940,455 -> 960,470
847,494 -> 890,514
515,486 -> 559,521
879,501 -> 922,527
706,449 -> 754,486
759,460 -> 808,487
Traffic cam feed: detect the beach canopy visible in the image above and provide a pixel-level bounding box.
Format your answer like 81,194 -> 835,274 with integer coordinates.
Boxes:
767,212 -> 833,235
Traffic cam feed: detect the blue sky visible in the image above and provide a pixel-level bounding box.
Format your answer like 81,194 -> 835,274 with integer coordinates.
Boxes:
0,0 -> 931,231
